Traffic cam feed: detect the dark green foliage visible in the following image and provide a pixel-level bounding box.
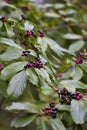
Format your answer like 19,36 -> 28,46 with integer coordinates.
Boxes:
0,0 -> 87,130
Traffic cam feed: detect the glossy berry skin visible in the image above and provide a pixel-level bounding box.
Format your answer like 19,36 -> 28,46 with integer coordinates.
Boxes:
79,52 -> 85,58
75,59 -> 83,64
25,31 -> 33,37
76,92 -> 83,100
24,59 -> 43,69
42,102 -> 58,119
58,88 -> 83,104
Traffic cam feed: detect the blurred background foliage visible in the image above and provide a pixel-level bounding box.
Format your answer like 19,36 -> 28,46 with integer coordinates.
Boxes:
0,0 -> 87,130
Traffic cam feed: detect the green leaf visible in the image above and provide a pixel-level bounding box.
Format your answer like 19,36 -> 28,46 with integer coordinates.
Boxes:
63,33 -> 82,40
50,118 -> 66,130
6,102 -> 39,113
64,17 -> 77,22
45,12 -> 59,18
70,100 -> 87,124
10,10 -> 21,20
80,60 -> 87,73
7,71 -> 27,98
11,114 -> 36,128
26,69 -> 39,86
69,40 -> 85,53
24,21 -> 34,31
37,3 -> 53,9
56,104 -> 70,111
0,38 -> 22,50
0,61 -> 27,80
0,80 -> 8,97
29,49 -> 37,57
0,46 -> 21,61
38,37 -> 50,53
0,1 -> 16,9
71,66 -> 83,80
37,119 -> 52,130
59,9 -> 76,15
61,80 -> 87,92
38,37 -> 73,56
35,68 -> 51,84
4,23 -> 15,37
41,86 -> 54,96
38,37 -> 62,53
0,21 -> 3,28
54,3 -> 64,9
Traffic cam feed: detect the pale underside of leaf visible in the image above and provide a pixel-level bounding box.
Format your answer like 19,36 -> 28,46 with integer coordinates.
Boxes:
7,71 -> 28,98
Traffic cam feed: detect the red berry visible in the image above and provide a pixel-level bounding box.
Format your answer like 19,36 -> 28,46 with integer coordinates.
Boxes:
51,101 -> 55,104
75,59 -> 83,64
21,52 -> 25,56
45,111 -> 49,116
25,31 -> 32,37
45,107 -> 50,110
29,63 -> 33,67
57,72 -> 62,78
48,110 -> 51,113
76,96 -> 80,100
79,52 -> 85,58
49,101 -> 55,107
76,92 -> 83,99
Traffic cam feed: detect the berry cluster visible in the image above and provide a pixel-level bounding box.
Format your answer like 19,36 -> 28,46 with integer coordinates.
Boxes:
24,30 -> 45,38
0,16 -> 7,22
21,50 -> 30,56
0,65 -> 3,72
75,92 -> 83,100
75,51 -> 85,64
58,88 -> 83,104
42,101 -> 58,118
24,58 -> 43,69
21,30 -> 45,47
